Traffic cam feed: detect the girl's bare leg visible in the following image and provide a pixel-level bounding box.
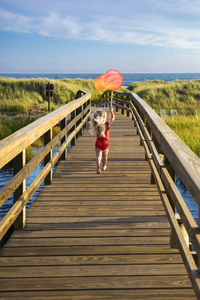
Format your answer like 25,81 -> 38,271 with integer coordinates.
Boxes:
95,147 -> 102,174
102,148 -> 109,170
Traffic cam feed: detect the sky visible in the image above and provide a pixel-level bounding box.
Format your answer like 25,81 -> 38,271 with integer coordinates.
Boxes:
0,0 -> 200,73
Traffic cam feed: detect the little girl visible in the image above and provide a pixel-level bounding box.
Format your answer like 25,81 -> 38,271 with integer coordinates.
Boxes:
91,106 -> 115,174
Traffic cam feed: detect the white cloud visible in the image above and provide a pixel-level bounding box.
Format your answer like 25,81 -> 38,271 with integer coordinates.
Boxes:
150,0 -> 200,15
0,8 -> 33,33
0,6 -> 200,50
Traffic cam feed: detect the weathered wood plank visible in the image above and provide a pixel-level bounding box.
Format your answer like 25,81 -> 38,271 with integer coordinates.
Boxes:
4,236 -> 170,247
11,228 -> 171,238
0,289 -> 196,300
0,253 -> 182,266
0,275 -> 192,291
0,264 -> 187,278
26,210 -> 166,217
26,215 -> 169,224
1,245 -> 180,256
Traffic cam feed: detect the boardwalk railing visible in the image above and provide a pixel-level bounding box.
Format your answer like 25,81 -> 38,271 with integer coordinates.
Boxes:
102,90 -> 200,297
0,90 -> 91,239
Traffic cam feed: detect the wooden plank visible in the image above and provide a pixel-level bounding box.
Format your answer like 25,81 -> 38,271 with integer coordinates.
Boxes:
26,210 -> 166,217
1,245 -> 180,256
0,289 -> 196,300
11,228 -> 171,238
4,236 -> 170,247
25,221 -> 170,230
0,253 -> 182,266
26,215 -> 169,224
0,264 -> 187,278
31,200 -> 163,206
0,275 -> 192,291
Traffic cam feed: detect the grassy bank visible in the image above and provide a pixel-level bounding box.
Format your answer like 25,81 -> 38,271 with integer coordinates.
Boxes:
0,77 -> 102,161
0,115 -> 36,140
0,77 -> 102,114
128,80 -> 200,112
0,76 -> 102,139
128,79 -> 200,156
1,77 -> 200,157
164,116 -> 200,156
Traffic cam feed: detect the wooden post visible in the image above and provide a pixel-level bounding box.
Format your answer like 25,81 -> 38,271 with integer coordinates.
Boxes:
79,105 -> 83,137
75,107 -> 80,140
110,91 -> 113,108
83,102 -> 87,130
60,117 -> 67,160
44,129 -> 52,185
116,99 -> 119,112
13,150 -> 26,229
71,109 -> 76,146
164,157 -> 178,249
126,101 -> 130,117
180,223 -> 189,248
121,96 -> 125,115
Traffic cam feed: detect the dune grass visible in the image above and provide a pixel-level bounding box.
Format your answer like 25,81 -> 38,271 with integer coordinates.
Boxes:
0,77 -> 103,152
0,77 -> 102,114
0,77 -> 102,142
128,79 -> 200,156
0,115 -> 36,140
128,79 -> 200,111
1,77 -> 200,157
164,116 -> 200,156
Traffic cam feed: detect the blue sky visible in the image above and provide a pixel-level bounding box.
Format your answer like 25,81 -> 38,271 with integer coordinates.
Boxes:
0,0 -> 200,73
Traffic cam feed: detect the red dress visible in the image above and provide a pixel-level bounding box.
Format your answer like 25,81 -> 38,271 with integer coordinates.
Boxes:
95,121 -> 110,151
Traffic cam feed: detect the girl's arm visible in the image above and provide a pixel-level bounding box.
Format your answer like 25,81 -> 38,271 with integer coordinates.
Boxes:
109,106 -> 115,125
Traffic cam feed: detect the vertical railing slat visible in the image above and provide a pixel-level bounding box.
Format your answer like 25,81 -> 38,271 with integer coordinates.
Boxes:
44,129 -> 53,185
13,149 -> 26,229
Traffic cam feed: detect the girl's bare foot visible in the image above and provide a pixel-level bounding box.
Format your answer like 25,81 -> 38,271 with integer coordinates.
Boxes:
103,165 -> 107,171
97,168 -> 101,174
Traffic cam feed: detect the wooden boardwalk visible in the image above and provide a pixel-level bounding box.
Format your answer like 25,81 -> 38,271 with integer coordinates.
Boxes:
0,112 -> 196,299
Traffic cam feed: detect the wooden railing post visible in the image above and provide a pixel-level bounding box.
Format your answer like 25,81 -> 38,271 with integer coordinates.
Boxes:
78,105 -> 83,137
60,117 -> 67,160
13,150 -> 26,229
71,110 -> 76,146
163,157 -> 179,249
115,98 -> 119,112
83,102 -> 87,130
121,96 -> 125,115
44,129 -> 52,185
126,100 -> 130,117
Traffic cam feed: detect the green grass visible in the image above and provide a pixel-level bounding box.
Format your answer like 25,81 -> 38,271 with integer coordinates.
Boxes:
0,77 -> 102,114
128,79 -> 200,112
0,77 -> 102,161
1,77 -> 200,157
164,116 -> 200,156
128,79 -> 200,156
0,115 -> 36,140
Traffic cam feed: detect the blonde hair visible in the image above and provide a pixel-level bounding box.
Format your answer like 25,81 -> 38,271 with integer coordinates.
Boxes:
91,110 -> 107,137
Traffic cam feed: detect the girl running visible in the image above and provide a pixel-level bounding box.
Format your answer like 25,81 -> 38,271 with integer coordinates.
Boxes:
91,106 -> 115,174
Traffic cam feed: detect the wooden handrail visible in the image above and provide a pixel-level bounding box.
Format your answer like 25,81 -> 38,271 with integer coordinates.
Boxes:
101,89 -> 200,297
0,92 -> 91,169
109,90 -> 200,205
0,90 -> 91,237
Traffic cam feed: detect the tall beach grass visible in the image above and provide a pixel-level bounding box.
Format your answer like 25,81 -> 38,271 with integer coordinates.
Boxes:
0,77 -> 102,114
128,79 -> 200,112
164,116 -> 200,157
128,79 -> 200,156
